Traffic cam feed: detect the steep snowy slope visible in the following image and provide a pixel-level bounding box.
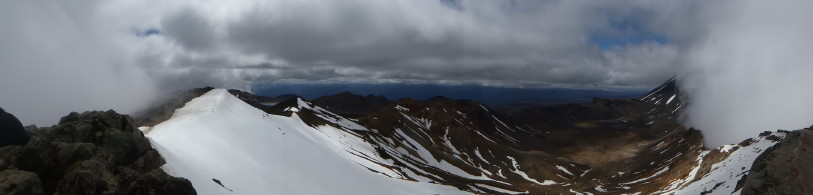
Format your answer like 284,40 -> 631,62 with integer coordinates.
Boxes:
143,89 -> 468,194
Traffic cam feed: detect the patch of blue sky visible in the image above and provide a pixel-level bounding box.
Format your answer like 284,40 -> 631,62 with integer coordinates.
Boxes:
591,12 -> 667,51
590,34 -> 667,51
134,28 -> 160,38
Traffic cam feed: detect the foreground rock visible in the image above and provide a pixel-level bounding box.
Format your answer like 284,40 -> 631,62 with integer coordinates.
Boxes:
742,128 -> 813,194
0,110 -> 195,194
0,169 -> 42,194
0,107 -> 29,147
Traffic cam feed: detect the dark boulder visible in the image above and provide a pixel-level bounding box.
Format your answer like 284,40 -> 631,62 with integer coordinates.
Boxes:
0,107 -> 29,147
0,169 -> 43,195
0,110 -> 196,194
55,160 -> 117,194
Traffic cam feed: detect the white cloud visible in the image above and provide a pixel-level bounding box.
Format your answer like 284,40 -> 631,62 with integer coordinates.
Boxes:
678,0 -> 813,147
0,0 -> 158,126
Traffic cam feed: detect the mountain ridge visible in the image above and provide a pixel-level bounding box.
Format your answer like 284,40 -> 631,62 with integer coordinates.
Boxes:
1,78 -> 808,194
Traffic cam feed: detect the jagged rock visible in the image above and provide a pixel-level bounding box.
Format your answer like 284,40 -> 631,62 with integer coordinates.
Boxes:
742,129 -> 812,195
0,169 -> 43,195
122,169 -> 196,195
56,160 -> 117,194
127,150 -> 166,172
0,107 -> 29,147
0,110 -> 195,194
24,125 -> 40,136
0,146 -> 21,170
795,129 -> 813,193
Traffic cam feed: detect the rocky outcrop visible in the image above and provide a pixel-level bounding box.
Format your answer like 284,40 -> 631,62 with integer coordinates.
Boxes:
0,110 -> 196,194
0,107 -> 29,147
796,129 -> 813,193
742,129 -> 812,195
0,169 -> 43,195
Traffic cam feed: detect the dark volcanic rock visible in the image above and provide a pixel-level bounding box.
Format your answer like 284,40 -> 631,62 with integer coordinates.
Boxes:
742,129 -> 812,195
796,129 -> 813,193
228,89 -> 302,116
0,110 -> 196,194
0,107 -> 29,147
0,169 -> 43,195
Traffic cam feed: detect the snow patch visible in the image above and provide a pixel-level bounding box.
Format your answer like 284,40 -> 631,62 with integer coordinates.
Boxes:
556,165 -> 573,176
671,132 -> 786,195
475,184 -> 528,194
666,95 -> 676,104
507,156 -> 556,186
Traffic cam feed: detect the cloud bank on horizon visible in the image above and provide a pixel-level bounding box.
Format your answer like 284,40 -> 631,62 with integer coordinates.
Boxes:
1,0 -> 811,147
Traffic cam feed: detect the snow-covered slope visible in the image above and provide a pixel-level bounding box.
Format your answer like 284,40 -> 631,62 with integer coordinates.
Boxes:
143,89 -> 468,194
139,86 -> 796,195
670,132 -> 786,195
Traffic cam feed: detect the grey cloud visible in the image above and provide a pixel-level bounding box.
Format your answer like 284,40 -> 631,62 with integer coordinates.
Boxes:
90,0 -> 680,92
0,0 -> 158,126
161,9 -> 217,52
152,0 -> 673,88
147,68 -> 251,90
677,0 -> 813,147
103,0 -> 667,88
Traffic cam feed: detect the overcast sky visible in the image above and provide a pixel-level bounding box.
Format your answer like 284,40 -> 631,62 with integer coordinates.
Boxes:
112,0 -> 686,89
2,0 -> 812,147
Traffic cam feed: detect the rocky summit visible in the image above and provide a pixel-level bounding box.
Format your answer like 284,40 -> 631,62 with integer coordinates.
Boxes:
0,110 -> 195,195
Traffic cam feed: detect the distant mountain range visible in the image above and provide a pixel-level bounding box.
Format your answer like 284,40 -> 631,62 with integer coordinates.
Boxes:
251,82 -> 647,106
0,78 -> 810,194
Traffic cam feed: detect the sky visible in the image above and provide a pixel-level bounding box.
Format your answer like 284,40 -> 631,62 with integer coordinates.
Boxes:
0,0 -> 811,147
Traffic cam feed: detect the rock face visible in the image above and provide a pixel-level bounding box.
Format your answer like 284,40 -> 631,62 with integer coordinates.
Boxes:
742,129 -> 813,195
0,169 -> 43,195
0,107 -> 29,147
0,110 -> 196,194
796,129 -> 813,193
